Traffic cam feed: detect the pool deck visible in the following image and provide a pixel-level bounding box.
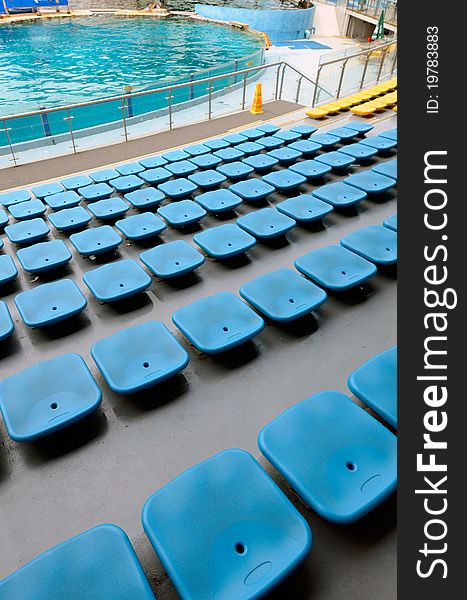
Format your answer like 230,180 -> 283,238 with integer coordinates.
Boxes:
0,101 -> 397,599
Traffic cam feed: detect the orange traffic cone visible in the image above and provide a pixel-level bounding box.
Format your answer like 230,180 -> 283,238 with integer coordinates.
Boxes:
251,84 -> 263,115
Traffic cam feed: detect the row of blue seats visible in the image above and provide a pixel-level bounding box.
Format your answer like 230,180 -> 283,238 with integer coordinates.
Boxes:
0,218 -> 397,340
0,161 -> 397,292
0,123 -> 396,213
0,221 -> 398,439
0,346 -> 396,598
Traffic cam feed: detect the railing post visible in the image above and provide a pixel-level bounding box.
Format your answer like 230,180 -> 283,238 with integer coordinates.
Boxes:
167,89 -> 173,130
64,109 -> 77,153
336,58 -> 349,99
312,66 -> 322,107
274,64 -> 281,100
2,119 -> 17,167
120,100 -> 128,143
208,80 -> 213,120
390,44 -> 397,75
278,64 -> 286,100
189,74 -> 194,100
241,73 -> 247,110
359,50 -> 371,90
234,60 -> 238,84
295,76 -> 303,104
376,45 -> 387,82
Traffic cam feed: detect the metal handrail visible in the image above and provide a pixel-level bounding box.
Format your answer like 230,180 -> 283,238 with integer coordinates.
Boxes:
318,38 -> 396,68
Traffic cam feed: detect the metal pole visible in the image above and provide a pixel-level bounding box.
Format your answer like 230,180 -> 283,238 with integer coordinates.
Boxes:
65,109 -> 77,153
208,80 -> 213,120
120,101 -> 128,143
274,65 -> 281,100
234,60 -> 238,84
189,74 -> 194,101
376,45 -> 387,82
278,64 -> 286,100
167,89 -> 173,130
336,58 -> 349,99
390,44 -> 397,75
295,76 -> 303,104
2,119 -> 17,166
359,51 -> 371,90
241,73 -> 247,111
312,66 -> 322,107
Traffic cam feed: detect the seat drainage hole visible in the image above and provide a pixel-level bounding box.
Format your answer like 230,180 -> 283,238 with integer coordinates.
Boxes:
227,243 -> 232,247
52,306 -> 58,311
45,258 -> 49,262
223,326 -> 229,332
341,271 -> 347,275
175,261 -> 180,266
143,362 -> 150,368
288,298 -> 295,304
235,542 -> 246,555
50,402 -> 58,410
119,283 -> 124,287
346,461 -> 357,472
97,242 -> 101,246
386,247 -> 391,252
270,225 -> 275,229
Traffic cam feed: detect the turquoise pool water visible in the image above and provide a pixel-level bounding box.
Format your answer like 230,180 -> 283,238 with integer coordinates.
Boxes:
0,15 -> 262,117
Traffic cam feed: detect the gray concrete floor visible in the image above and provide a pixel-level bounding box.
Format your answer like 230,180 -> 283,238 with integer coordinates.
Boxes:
0,108 -> 397,599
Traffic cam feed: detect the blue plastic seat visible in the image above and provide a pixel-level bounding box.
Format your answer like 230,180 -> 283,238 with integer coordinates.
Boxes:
327,126 -> 358,140
139,154 -> 168,169
373,159 -> 397,180
189,153 -> 222,169
184,143 -> 210,157
140,240 -> 205,278
236,141 -> 263,156
315,151 -> 355,169
15,279 -> 87,327
61,174 -> 92,190
240,268 -> 327,321
242,154 -> 279,172
83,258 -> 152,303
45,190 -> 81,210
213,147 -> 245,163
115,162 -> 145,176
380,128 -> 397,142
268,147 -> 302,164
125,187 -> 165,209
92,321 -> 189,394
309,132 -> 340,147
17,240 -> 72,273
173,292 -> 264,353
312,181 -> 366,207
258,391 -> 397,524
239,127 -> 264,140
195,189 -> 242,213
360,135 -> 397,151
256,123 -> 281,134
0,209 -> 8,228
288,139 -> 322,155
165,160 -> 198,177
48,206 -> 92,232
256,136 -> 283,150
229,179 -> 275,201
288,160 -> 331,180
115,213 -> 166,240
222,132 -> 247,145
9,199 -> 46,221
110,175 -> 144,193
78,182 -> 113,202
162,148 -> 190,162
0,301 -> 14,341
276,194 -> 333,222
237,208 -> 296,239
139,167 -> 172,186
0,353 -> 101,442
344,171 -> 396,194
193,223 -> 256,259
383,213 -> 397,232
343,121 -> 374,134
204,137 -> 230,151
348,346 -> 397,428
0,188 -> 31,208
262,169 -> 307,191
5,218 -> 49,245
89,168 -> 119,183
290,124 -> 317,137
0,255 -> 18,286
216,161 -> 253,180
295,245 -> 377,290
0,525 -> 155,599
157,200 -> 207,227
142,448 -> 311,600
70,225 -> 123,256
32,182 -> 63,200
337,142 -> 378,160
158,178 -> 198,199
341,224 -> 397,265
275,129 -> 301,143
188,169 -> 226,190
88,197 -> 130,220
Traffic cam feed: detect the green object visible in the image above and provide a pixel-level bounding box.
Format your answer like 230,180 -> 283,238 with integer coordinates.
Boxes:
373,10 -> 385,40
